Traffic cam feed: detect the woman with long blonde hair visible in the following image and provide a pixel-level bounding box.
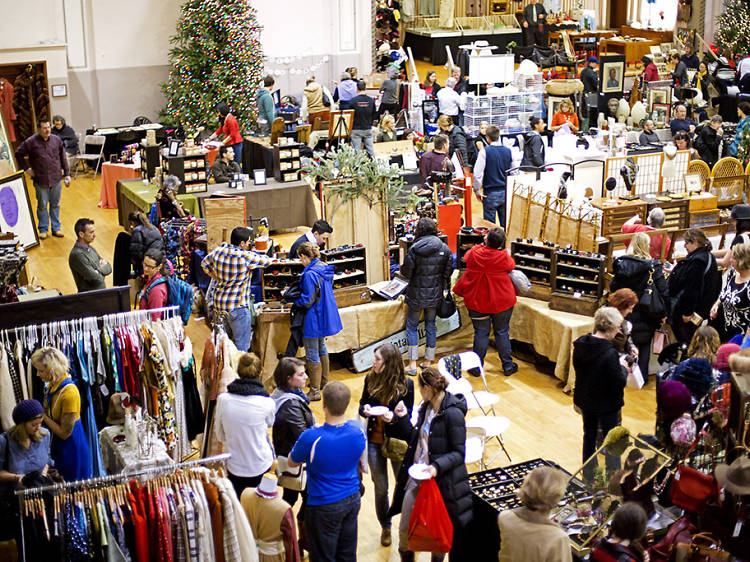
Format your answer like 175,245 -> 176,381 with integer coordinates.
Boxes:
359,343 -> 414,546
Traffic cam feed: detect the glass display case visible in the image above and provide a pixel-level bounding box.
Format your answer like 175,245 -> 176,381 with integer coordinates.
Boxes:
464,92 -> 544,136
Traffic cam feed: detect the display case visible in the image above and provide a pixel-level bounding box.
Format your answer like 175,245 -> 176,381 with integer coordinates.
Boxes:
457,230 -> 486,270
550,248 -> 606,316
463,91 -> 544,136
161,153 -> 208,194
510,240 -> 556,300
273,143 -> 302,183
642,195 -> 690,230
590,198 -> 648,238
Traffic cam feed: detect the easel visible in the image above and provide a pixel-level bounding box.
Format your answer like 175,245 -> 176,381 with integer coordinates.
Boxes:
328,109 -> 354,149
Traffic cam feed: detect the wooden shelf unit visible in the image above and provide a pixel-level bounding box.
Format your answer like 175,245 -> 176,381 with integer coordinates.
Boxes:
161,153 -> 208,194
273,143 -> 302,183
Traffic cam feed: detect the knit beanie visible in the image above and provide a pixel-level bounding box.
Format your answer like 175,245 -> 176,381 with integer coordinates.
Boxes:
658,380 -> 692,422
12,399 -> 43,425
715,343 -> 740,372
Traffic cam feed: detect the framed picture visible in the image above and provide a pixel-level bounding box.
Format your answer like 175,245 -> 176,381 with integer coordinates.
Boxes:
547,96 -> 570,128
253,168 -> 267,185
167,138 -> 180,157
600,55 -> 626,94
51,84 -> 67,97
0,172 -> 39,249
0,112 -> 16,179
327,109 -> 354,139
684,173 -> 703,192
651,103 -> 671,127
422,99 -> 439,127
648,89 -> 670,112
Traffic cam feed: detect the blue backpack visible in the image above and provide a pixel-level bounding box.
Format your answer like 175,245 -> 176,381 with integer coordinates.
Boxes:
142,276 -> 194,325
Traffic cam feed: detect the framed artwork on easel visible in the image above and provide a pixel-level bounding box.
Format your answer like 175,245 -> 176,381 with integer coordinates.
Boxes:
0,171 -> 39,249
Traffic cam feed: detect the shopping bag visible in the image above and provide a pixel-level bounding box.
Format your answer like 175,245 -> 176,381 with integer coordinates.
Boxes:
407,478 -> 453,553
626,364 -> 645,389
652,330 -> 668,355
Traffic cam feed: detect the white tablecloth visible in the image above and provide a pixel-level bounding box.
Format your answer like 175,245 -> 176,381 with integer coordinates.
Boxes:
99,424 -> 174,474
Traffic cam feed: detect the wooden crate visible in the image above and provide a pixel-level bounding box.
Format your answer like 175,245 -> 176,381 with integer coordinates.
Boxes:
549,292 -> 599,316
590,198 -> 648,238
333,285 -> 372,308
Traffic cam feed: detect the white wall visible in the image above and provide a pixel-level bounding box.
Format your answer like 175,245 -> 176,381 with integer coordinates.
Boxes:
0,0 -> 65,48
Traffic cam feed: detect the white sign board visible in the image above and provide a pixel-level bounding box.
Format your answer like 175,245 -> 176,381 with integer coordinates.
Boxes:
469,54 -> 515,85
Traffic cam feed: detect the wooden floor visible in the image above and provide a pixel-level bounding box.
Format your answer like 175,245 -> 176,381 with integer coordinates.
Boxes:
21,169 -> 657,560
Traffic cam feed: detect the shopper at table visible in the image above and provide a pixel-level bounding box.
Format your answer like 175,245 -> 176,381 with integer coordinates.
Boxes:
207,102 -> 244,168
400,218 -> 454,375
437,114 -> 470,167
670,104 -> 697,136
128,210 -> 163,275
301,76 -> 331,125
379,66 -> 401,118
550,99 -> 579,134
666,325 -> 721,401
610,232 -> 670,378
51,115 -> 78,157
14,119 -> 70,239
710,242 -> 750,341
522,0 -> 548,47
581,57 -> 600,128
591,502 -> 648,562
419,134 -> 450,183
201,226 -> 274,352
333,71 -> 358,110
138,248 -> 169,318
210,144 -> 242,183
641,55 -> 659,83
359,343 -> 414,547
573,306 -> 627,482
497,466 -> 571,562
437,78 -> 463,123
621,207 -> 670,259
638,119 -> 660,145
681,45 -> 700,69
390,367 -> 473,561
69,217 -> 112,293
668,228 -> 721,344
255,75 -> 276,136
295,241 -> 342,401
608,289 -> 639,361
673,130 -> 699,160
715,203 -> 750,268
214,352 -> 275,496
730,101 -> 750,157
453,227 -> 518,375
32,346 -> 92,481
692,61 -> 712,101
421,70 -> 441,99
271,357 -> 314,510
474,120 -> 490,151
157,175 -> 188,220
288,219 -> 333,259
472,125 -> 513,226
350,80 -> 376,158
671,53 -> 690,88
0,400 -> 52,490
376,114 -> 398,143
521,116 -> 546,169
695,115 -> 724,167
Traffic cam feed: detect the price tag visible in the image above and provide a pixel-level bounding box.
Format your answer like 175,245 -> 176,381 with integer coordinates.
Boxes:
573,291 -> 582,299
100,384 -> 110,397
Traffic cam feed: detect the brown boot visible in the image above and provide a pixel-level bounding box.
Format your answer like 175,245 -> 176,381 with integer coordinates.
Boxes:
320,354 -> 330,389
307,362 -> 322,401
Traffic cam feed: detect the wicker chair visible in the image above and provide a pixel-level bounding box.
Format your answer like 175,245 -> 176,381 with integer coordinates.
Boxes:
686,160 -> 711,192
711,157 -> 745,206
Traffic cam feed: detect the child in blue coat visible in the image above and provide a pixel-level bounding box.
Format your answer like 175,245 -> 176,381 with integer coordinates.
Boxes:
295,242 -> 343,400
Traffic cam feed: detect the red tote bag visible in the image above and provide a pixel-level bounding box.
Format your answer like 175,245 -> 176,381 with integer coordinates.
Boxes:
407,478 -> 454,553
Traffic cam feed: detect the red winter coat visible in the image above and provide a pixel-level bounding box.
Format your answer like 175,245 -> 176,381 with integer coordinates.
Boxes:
453,244 -> 516,313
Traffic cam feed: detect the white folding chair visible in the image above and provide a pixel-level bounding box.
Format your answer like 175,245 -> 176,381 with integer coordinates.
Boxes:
465,426 -> 486,469
75,134 -> 106,179
438,351 -> 512,463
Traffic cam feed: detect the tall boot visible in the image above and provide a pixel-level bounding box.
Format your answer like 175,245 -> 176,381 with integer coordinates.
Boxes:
399,551 -> 415,562
307,362 -> 322,401
320,354 -> 330,389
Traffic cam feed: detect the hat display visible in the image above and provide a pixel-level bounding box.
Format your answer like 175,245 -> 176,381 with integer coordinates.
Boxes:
669,413 -> 696,446
256,475 -> 279,498
731,203 -> 750,220
107,393 -> 130,425
658,380 -> 692,421
12,399 -> 43,425
715,456 -> 750,495
715,343 -> 740,371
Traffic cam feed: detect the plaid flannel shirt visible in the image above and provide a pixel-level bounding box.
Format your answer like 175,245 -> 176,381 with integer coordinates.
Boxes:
201,242 -> 273,312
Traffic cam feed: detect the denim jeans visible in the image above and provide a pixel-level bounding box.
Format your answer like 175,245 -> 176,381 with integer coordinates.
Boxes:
34,181 -> 62,233
228,306 -> 253,352
469,307 -> 514,371
482,189 -> 506,227
350,129 -> 375,158
406,305 -> 437,361
305,492 -> 361,562
581,409 -> 622,482
303,337 -> 328,363
367,441 -> 401,529
229,141 -> 244,170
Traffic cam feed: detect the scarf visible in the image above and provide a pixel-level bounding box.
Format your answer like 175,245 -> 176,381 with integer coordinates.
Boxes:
289,388 -> 310,404
226,378 -> 269,397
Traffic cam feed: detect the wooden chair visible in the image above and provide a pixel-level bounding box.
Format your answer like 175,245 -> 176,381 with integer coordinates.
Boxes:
710,157 -> 745,207
296,124 -> 311,145
312,117 -> 329,131
604,228 -> 675,274
270,117 -> 286,146
686,160 -> 711,192
666,223 -> 729,262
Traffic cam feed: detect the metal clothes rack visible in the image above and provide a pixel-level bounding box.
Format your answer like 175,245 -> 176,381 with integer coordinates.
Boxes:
14,453 -> 231,562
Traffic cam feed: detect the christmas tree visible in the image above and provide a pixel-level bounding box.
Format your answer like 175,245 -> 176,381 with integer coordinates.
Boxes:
161,0 -> 264,135
736,125 -> 750,165
715,0 -> 750,59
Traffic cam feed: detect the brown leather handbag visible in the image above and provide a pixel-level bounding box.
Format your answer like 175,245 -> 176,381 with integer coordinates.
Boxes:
674,532 -> 732,561
670,435 -> 719,515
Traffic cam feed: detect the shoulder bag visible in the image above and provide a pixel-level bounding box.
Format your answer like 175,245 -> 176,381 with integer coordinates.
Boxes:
648,515 -> 696,562
275,455 -> 307,491
437,291 -> 456,319
638,266 -> 667,322
382,436 -> 408,462
673,532 -> 732,561
670,434 -> 719,515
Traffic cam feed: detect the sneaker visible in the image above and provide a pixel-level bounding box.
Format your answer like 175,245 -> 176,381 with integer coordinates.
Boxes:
52,231 -> 64,238
381,527 -> 392,547
503,363 -> 519,377
39,232 -> 48,239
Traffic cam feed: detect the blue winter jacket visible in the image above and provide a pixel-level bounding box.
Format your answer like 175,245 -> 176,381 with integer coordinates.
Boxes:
730,115 -> 750,157
295,258 -> 343,338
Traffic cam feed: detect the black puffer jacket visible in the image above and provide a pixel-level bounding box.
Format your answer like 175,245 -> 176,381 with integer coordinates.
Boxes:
401,235 -> 454,309
271,389 -> 314,456
389,392 -> 473,529
609,256 -> 669,345
129,225 -> 164,266
573,334 -> 627,414
668,246 -> 721,324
